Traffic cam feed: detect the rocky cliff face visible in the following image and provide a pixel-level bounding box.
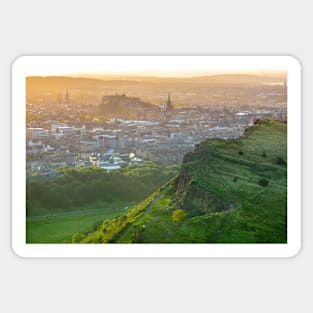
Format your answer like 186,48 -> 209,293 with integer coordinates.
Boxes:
175,148 -> 230,216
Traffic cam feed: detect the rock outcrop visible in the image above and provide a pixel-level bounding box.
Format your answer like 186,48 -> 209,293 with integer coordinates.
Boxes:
175,149 -> 230,216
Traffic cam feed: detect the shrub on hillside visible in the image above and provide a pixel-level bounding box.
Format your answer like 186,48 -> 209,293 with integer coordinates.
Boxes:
172,209 -> 187,223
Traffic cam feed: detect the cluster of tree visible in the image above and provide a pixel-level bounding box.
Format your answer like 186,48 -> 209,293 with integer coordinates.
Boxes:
26,162 -> 178,215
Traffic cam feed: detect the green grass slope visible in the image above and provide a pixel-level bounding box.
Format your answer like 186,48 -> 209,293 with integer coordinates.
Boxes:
76,120 -> 287,244
26,162 -> 179,243
26,209 -> 123,244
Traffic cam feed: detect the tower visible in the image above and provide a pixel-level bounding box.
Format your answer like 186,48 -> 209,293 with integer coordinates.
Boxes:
159,93 -> 174,122
166,93 -> 173,111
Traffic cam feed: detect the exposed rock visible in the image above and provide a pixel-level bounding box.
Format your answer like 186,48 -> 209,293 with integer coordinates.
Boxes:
182,184 -> 229,216
175,147 -> 230,216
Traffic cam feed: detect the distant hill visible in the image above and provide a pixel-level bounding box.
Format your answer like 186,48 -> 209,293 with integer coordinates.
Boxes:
75,72 -> 286,84
26,73 -> 286,107
26,76 -> 141,105
188,73 -> 285,84
27,73 -> 283,90
26,76 -> 140,91
74,120 -> 287,244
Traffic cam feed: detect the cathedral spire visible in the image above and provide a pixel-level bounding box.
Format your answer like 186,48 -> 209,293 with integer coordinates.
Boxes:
165,93 -> 173,111
167,93 -> 172,108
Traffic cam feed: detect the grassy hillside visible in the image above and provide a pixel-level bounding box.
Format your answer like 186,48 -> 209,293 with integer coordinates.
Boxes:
27,209 -> 123,244
26,162 -> 179,243
76,120 -> 287,244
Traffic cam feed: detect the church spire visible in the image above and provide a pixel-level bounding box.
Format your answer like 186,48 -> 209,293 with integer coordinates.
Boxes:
165,92 -> 173,111
167,93 -> 172,109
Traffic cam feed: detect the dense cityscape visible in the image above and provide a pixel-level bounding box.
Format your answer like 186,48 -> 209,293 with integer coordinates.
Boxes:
26,75 -> 287,180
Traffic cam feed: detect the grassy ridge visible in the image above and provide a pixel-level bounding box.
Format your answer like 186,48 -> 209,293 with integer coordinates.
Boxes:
88,120 -> 286,244
179,120 -> 286,215
138,120 -> 287,243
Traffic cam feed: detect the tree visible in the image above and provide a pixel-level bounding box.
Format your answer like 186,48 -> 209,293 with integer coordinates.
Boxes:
172,209 -> 187,223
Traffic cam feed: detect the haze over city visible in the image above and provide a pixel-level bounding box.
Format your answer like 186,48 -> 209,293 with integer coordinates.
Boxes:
25,65 -> 288,245
26,70 -> 287,171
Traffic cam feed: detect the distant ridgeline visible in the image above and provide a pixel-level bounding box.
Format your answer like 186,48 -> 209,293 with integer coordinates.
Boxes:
74,120 -> 287,244
99,94 -> 157,119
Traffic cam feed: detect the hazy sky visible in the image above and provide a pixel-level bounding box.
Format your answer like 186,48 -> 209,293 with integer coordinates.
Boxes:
70,70 -> 285,78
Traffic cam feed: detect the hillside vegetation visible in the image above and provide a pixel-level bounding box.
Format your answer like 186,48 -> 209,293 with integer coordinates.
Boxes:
76,120 -> 287,244
26,163 -> 179,243
27,162 -> 179,216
